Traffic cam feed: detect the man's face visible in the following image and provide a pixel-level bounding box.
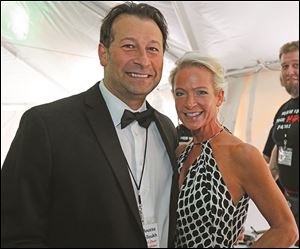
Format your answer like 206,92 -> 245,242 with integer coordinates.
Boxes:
99,14 -> 164,109
280,50 -> 299,98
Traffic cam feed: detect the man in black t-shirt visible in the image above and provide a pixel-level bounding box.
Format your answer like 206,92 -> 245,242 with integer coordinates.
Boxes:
269,41 -> 299,244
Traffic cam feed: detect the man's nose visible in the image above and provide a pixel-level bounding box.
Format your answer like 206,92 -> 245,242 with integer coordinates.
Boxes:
133,49 -> 151,67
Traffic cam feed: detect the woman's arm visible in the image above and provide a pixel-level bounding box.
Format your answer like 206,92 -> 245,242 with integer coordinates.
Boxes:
236,144 -> 298,248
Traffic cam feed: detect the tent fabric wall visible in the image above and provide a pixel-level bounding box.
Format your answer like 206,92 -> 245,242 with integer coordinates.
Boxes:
227,70 -> 290,151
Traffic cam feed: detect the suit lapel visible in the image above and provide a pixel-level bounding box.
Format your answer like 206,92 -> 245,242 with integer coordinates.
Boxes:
84,83 -> 144,234
152,110 -> 177,171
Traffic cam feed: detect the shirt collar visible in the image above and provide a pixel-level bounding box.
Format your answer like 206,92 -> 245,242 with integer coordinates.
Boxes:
99,80 -> 147,127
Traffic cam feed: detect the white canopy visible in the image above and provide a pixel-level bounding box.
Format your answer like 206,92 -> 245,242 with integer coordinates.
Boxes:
2,0 -> 299,159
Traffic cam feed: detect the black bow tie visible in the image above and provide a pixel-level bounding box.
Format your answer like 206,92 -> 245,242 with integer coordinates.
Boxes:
121,108 -> 154,129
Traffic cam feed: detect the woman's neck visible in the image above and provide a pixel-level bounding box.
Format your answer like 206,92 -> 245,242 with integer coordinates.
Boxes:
192,124 -> 223,144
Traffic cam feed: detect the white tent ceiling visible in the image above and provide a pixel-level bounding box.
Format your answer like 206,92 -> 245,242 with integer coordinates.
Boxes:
1,1 -> 299,147
2,1 -> 298,100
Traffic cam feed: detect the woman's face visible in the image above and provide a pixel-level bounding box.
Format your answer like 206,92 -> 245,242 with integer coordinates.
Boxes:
173,66 -> 224,131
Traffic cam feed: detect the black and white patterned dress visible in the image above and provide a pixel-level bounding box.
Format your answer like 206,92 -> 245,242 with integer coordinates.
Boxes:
175,140 -> 249,248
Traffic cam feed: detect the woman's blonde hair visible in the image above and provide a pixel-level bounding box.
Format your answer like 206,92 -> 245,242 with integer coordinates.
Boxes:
169,51 -> 226,94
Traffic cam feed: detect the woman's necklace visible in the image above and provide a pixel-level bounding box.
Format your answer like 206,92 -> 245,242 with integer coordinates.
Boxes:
193,128 -> 224,145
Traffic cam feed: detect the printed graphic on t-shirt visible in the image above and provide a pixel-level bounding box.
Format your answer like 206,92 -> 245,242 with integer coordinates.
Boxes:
275,108 -> 299,131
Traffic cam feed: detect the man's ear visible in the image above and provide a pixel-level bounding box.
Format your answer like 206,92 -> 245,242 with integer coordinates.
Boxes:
98,43 -> 108,66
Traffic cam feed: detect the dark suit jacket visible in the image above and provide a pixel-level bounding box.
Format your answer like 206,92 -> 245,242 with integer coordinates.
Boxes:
1,83 -> 179,248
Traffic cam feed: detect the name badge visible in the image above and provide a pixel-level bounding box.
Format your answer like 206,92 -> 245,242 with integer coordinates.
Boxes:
143,223 -> 160,248
278,146 -> 293,166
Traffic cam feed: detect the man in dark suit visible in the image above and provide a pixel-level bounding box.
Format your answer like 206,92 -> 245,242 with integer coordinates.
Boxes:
1,3 -> 178,248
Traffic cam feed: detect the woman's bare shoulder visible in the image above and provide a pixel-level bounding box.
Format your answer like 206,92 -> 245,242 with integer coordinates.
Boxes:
218,132 -> 262,168
224,136 -> 267,179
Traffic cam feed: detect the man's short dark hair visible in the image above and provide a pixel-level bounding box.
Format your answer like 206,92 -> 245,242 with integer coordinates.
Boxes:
100,2 -> 168,51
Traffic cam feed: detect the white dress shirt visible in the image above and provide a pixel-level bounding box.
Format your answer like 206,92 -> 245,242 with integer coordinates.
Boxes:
99,81 -> 172,247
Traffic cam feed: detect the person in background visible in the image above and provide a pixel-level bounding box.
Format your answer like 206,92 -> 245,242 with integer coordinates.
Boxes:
176,123 -> 193,144
170,51 -> 298,248
1,3 -> 178,248
269,40 -> 299,245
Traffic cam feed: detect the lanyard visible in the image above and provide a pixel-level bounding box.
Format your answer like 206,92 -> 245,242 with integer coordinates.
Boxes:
284,133 -> 288,149
126,128 -> 148,224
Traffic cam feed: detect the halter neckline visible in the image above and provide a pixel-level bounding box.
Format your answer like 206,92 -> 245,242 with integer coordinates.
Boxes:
193,128 -> 224,145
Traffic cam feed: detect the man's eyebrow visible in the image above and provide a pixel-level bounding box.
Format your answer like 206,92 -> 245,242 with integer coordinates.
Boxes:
120,37 -> 136,42
281,60 -> 299,65
120,37 -> 161,46
148,40 -> 161,45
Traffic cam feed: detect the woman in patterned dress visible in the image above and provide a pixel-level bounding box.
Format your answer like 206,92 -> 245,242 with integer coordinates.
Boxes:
170,51 -> 298,248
